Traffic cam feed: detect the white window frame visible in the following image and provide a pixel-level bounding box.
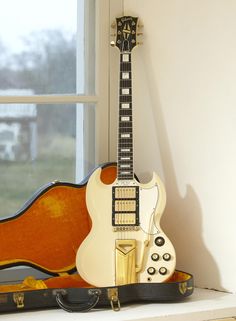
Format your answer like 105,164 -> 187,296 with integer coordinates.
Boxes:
0,0 -> 113,283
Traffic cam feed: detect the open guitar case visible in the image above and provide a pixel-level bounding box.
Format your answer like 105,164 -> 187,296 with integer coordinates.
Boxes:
0,163 -> 193,313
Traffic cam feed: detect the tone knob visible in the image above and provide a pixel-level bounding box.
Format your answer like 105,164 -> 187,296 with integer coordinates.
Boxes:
163,253 -> 171,261
147,267 -> 156,275
151,253 -> 160,261
159,267 -> 167,275
155,236 -> 165,246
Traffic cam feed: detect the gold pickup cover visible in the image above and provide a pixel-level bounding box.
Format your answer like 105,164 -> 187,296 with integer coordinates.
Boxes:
115,187 -> 136,199
115,200 -> 136,212
115,213 -> 136,225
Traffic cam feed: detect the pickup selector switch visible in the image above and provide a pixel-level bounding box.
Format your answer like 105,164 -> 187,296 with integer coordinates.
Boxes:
163,253 -> 171,261
155,236 -> 165,246
151,253 -> 159,261
159,267 -> 167,275
147,267 -> 156,275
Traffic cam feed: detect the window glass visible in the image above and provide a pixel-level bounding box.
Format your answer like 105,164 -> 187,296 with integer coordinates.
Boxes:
0,0 -> 95,95
0,103 -> 77,218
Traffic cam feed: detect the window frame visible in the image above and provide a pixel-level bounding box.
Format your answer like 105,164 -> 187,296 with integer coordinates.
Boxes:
0,0 -> 112,283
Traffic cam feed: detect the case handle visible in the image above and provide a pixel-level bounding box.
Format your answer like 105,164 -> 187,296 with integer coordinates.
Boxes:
55,289 -> 101,312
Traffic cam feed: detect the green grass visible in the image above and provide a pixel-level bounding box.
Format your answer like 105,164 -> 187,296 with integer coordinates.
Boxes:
0,135 -> 76,218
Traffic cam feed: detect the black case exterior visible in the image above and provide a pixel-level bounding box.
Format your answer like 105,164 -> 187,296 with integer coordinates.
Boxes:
0,271 -> 194,313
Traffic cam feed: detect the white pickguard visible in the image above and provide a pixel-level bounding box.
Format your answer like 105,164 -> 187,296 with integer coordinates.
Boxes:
76,168 -> 176,287
139,184 -> 159,234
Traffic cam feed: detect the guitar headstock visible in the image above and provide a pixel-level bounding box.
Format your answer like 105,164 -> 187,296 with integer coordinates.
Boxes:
110,16 -> 143,52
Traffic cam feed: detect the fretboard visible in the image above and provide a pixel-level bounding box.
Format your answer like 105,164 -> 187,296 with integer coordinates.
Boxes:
117,52 -> 133,180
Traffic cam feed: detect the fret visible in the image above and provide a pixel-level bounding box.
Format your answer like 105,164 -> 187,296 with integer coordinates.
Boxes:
119,122 -> 132,130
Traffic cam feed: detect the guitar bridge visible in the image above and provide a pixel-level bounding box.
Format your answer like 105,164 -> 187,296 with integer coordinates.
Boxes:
113,226 -> 140,232
112,186 -> 139,227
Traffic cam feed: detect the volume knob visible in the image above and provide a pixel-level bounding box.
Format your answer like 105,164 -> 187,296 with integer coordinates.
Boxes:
159,267 -> 167,275
151,253 -> 160,261
147,267 -> 156,275
155,236 -> 165,246
163,253 -> 171,261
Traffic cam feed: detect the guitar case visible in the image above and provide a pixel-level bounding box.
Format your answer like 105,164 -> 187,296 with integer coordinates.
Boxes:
0,162 -> 193,313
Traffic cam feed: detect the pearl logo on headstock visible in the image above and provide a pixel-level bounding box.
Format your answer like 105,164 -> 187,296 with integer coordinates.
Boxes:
123,23 -> 131,40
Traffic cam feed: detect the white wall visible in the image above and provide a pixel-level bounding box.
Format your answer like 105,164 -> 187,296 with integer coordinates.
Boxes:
109,0 -> 236,293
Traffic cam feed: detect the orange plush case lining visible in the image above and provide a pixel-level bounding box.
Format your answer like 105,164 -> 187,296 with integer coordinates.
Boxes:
0,271 -> 191,293
0,164 -> 117,275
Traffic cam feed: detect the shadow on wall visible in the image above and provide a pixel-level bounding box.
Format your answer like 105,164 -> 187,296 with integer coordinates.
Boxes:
141,50 -> 225,291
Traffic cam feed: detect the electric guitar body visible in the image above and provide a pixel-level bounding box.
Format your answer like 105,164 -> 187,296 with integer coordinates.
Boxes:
76,16 -> 176,287
76,168 -> 176,287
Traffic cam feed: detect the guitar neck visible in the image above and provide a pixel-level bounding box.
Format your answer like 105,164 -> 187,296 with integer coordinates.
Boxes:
117,52 -> 134,181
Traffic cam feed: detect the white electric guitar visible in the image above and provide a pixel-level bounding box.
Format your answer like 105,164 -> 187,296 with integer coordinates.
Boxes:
76,16 -> 176,287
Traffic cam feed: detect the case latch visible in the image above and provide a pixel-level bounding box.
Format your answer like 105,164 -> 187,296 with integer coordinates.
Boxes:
13,292 -> 24,309
107,287 -> 120,311
179,282 -> 193,295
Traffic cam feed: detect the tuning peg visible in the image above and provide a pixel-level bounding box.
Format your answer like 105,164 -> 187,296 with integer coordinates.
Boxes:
110,41 -> 116,47
137,42 -> 143,45
111,21 -> 116,29
110,33 -> 116,37
137,33 -> 143,36
138,24 -> 144,28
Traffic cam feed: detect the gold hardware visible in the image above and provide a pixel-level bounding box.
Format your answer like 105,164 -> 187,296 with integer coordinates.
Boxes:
115,239 -> 137,285
115,200 -> 136,212
115,213 -> 136,225
137,42 -> 143,45
138,24 -> 144,28
179,282 -> 193,295
115,187 -> 136,199
13,293 -> 24,309
136,239 -> 149,273
137,33 -> 143,36
110,33 -> 116,37
110,41 -> 116,47
107,288 -> 120,312
113,226 -> 140,232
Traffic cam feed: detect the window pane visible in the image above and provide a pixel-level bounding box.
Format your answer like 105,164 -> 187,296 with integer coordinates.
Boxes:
0,104 -> 78,218
0,103 -> 96,219
0,0 -> 95,95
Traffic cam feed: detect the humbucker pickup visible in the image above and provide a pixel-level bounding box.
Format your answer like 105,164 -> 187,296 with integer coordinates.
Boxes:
114,187 -> 136,199
112,186 -> 139,227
